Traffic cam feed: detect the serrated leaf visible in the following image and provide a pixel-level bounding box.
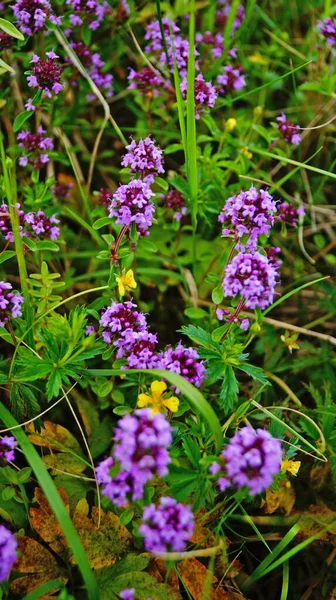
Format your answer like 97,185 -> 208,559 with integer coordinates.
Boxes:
180,325 -> 219,350
182,437 -> 201,468
237,362 -> 269,385
219,365 -> 238,413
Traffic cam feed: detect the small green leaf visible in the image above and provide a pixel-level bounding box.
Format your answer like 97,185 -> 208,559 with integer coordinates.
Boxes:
35,240 -> 59,252
154,177 -> 168,191
0,18 -> 24,40
119,508 -> 134,526
212,285 -> 224,305
184,307 -> 208,319
219,365 -> 238,413
212,323 -> 229,342
13,110 -> 34,133
0,57 -> 15,74
93,217 -> 112,230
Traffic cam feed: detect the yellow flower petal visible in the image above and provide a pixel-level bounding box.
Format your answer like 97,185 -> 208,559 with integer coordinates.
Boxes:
125,270 -> 137,289
163,396 -> 180,413
116,276 -> 125,297
281,459 -> 301,476
137,393 -> 152,408
150,380 -> 167,399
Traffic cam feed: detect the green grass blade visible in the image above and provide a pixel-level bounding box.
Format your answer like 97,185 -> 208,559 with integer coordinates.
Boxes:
223,0 -> 241,46
171,33 -> 187,166
22,580 -> 66,600
0,402 -> 98,600
156,0 -> 170,68
186,0 -> 198,269
87,368 -> 223,452
251,147 -> 336,181
280,561 -> 289,600
263,276 -> 329,316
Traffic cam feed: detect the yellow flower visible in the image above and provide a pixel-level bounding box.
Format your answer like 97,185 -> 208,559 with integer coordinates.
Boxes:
138,380 -> 179,414
116,269 -> 137,297
225,118 -> 237,132
281,331 -> 300,354
281,459 -> 301,476
241,146 -> 253,160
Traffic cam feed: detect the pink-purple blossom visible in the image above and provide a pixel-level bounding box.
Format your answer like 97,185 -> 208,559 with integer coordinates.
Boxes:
17,126 -> 54,169
139,496 -> 195,553
0,203 -> 26,243
0,525 -> 18,583
0,31 -> 15,50
317,17 -> 336,47
24,210 -> 60,240
0,436 -> 17,462
181,73 -> 218,119
27,52 -> 63,98
218,186 -> 277,248
121,137 -> 164,177
216,0 -> 245,32
12,0 -> 61,35
217,64 -> 246,94
145,18 -> 197,77
0,282 -> 24,328
162,189 -> 187,221
108,179 -> 156,236
276,113 -> 301,145
161,341 -> 205,389
210,427 -> 282,495
67,42 -> 113,98
99,299 -> 147,347
127,66 -> 165,96
276,202 -> 305,226
66,0 -> 109,30
222,249 -> 280,310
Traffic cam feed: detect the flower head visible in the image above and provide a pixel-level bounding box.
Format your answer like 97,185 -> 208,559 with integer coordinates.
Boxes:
66,0 -> 110,30
217,64 -> 246,94
27,52 -> 63,98
0,436 -> 17,462
181,73 -> 218,119
116,270 -> 137,297
210,427 -> 282,496
161,341 -> 205,389
0,30 -> 15,50
218,186 -> 277,248
276,113 -> 301,145
317,17 -> 336,47
139,496 -> 195,553
0,525 -> 18,583
0,203 -> 26,243
222,249 -> 280,310
17,126 -> 54,169
128,66 -> 165,97
276,203 -> 305,226
12,0 -> 61,35
162,189 -> 187,221
108,179 -> 156,236
281,458 -> 301,476
0,282 -> 24,328
138,380 -> 179,414
67,42 -> 113,99
24,211 -> 60,240
100,299 -> 147,347
216,0 -> 245,32
121,136 -> 164,177
119,590 -> 135,600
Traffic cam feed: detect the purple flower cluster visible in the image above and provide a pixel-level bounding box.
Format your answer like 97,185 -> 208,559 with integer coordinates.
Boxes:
218,186 -> 277,248
162,189 -> 187,221
53,181 -> 73,200
0,525 -> 18,583
161,341 -> 205,389
216,0 -> 245,32
216,308 -> 249,331
96,409 -> 172,506
276,113 -> 301,145
0,282 -> 24,328
222,250 -> 280,310
108,136 -> 163,236
100,299 -> 205,383
0,31 -> 15,50
27,52 -> 63,98
276,203 -> 305,226
196,31 -> 225,58
0,436 -> 17,462
127,66 -> 165,97
68,42 -> 113,99
217,63 -> 246,94
145,18 -> 196,77
66,0 -> 109,30
121,137 -> 164,177
210,427 -> 282,496
139,496 -> 195,553
317,17 -> 336,47
0,203 -> 60,242
17,126 -> 54,169
181,73 -> 218,119
12,0 -> 61,35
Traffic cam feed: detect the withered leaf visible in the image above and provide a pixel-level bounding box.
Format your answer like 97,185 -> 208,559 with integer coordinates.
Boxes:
263,481 -> 296,515
178,558 -> 243,600
10,536 -> 68,599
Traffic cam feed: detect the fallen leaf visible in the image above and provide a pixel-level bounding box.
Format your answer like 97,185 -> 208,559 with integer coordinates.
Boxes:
297,505 -> 336,546
178,558 -> 242,600
263,480 -> 296,515
30,487 -> 69,561
10,536 -> 68,599
27,421 -> 86,474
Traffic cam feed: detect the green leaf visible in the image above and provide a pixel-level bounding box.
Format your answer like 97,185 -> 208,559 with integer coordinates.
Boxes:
165,143 -> 184,155
35,240 -> 59,252
212,323 -> 229,342
93,217 -> 112,230
119,508 -> 134,526
154,177 -> 168,191
180,324 -> 219,350
0,18 -> 24,40
219,365 -> 238,413
13,110 -> 34,132
184,307 -> 208,319
0,250 -> 16,264
46,369 -> 62,400
0,57 -> 15,74
237,362 -> 269,386
212,285 -> 224,305
182,437 -> 201,468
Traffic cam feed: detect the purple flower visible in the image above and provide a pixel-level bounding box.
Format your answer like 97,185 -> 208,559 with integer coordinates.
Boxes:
128,66 -> 165,96
0,281 -> 24,327
0,203 -> 26,243
276,202 -> 305,226
53,181 -> 73,200
97,188 -> 113,206
196,31 -> 225,58
108,179 -> 156,236
17,126 -> 54,169
162,189 -> 187,221
180,73 -> 218,119
161,341 -> 205,389
66,0 -> 110,30
12,0 -> 61,35
222,249 -> 280,310
276,113 -> 301,145
215,308 -> 249,331
125,331 -> 160,369
0,31 -> 15,50
100,299 -> 147,347
145,18 -> 197,77
85,324 -> 96,336
24,210 -> 60,240
210,427 -> 282,496
0,436 -> 17,462
217,64 -> 246,94
139,496 -> 195,553
0,525 -> 18,583
121,137 -> 164,177
218,186 -> 277,248
119,590 -> 135,600
96,409 -> 172,505
317,17 -> 336,47
27,52 -> 63,98
68,42 -> 113,98
216,0 -> 245,32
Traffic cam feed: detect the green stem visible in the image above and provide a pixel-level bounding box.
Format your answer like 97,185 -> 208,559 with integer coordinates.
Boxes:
186,0 -> 198,271
0,131 -> 35,349
156,0 -> 170,69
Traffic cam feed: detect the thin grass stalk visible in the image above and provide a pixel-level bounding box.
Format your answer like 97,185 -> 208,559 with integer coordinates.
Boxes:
0,130 -> 35,349
186,0 -> 198,270
280,561 -> 290,600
